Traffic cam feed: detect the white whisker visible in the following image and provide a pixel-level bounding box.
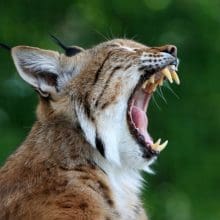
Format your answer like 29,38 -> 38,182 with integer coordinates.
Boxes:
93,29 -> 109,41
152,94 -> 161,110
164,82 -> 180,99
157,87 -> 167,104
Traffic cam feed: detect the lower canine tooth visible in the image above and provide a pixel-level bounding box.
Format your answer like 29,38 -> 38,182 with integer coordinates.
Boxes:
157,140 -> 168,152
151,139 -> 168,152
162,68 -> 173,83
171,71 -> 180,85
151,139 -> 160,151
155,138 -> 161,145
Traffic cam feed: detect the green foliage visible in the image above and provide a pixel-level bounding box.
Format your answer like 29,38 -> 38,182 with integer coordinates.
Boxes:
0,0 -> 220,219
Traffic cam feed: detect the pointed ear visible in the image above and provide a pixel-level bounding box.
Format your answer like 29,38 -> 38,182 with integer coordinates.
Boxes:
11,46 -> 61,97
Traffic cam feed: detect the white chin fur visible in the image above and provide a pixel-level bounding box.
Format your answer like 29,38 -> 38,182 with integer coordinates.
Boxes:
75,98 -> 156,171
74,66 -> 156,170
74,82 -> 156,219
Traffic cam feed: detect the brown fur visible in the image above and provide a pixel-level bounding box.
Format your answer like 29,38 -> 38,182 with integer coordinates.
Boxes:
0,117 -> 117,219
0,39 -> 177,219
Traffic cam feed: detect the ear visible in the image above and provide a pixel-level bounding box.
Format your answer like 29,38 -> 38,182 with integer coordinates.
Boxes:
11,46 -> 61,97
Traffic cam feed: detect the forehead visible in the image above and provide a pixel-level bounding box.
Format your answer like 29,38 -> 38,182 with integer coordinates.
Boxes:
97,39 -> 149,50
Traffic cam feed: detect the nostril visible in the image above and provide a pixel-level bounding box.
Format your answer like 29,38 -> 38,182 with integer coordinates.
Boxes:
167,45 -> 177,57
170,47 -> 176,54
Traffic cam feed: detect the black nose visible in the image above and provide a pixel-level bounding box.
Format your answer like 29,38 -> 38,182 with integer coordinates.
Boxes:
165,45 -> 177,57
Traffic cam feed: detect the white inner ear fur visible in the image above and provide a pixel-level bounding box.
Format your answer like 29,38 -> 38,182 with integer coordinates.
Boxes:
12,47 -> 60,90
12,47 -> 83,96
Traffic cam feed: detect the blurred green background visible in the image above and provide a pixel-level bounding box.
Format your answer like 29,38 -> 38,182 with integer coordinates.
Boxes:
0,0 -> 219,219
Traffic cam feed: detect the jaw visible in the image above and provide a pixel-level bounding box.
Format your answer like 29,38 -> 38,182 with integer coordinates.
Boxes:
76,64 -> 179,170
95,101 -> 157,170
127,65 -> 180,160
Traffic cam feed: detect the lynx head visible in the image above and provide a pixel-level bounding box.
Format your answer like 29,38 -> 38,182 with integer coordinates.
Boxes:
11,39 -> 179,171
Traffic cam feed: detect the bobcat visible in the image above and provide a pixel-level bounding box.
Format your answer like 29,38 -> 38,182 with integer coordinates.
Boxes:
0,38 -> 179,220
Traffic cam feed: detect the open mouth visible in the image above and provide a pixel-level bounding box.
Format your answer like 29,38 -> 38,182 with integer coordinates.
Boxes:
127,65 -> 180,158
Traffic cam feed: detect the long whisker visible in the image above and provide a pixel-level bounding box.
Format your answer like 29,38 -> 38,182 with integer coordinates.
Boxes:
130,34 -> 138,40
109,28 -> 116,40
152,94 -> 161,110
93,29 -> 109,41
123,31 -> 127,39
156,86 -> 167,104
164,82 -> 180,99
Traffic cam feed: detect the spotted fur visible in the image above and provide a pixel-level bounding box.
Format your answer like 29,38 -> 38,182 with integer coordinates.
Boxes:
0,39 -> 177,220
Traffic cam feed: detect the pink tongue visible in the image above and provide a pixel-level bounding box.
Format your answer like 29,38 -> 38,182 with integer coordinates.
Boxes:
131,106 -> 147,130
131,106 -> 153,144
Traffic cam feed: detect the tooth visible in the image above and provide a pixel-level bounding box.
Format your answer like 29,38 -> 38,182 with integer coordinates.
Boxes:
142,80 -> 148,90
170,65 -> 176,71
151,139 -> 168,152
162,68 -> 173,83
157,140 -> 168,152
151,139 -> 161,151
152,84 -> 157,92
171,71 -> 180,85
147,83 -> 156,93
149,75 -> 155,83
158,77 -> 164,86
150,144 -> 156,151
155,138 -> 161,145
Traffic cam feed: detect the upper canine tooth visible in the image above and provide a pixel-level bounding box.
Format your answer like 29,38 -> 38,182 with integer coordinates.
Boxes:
149,75 -> 155,83
171,71 -> 180,85
162,68 -> 173,83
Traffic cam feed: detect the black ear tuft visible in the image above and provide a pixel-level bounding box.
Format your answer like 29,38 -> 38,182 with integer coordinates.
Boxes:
64,46 -> 84,57
50,34 -> 68,51
49,34 -> 84,57
0,43 -> 11,51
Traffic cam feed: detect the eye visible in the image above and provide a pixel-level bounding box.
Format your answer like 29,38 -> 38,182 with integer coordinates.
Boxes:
108,43 -> 120,48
